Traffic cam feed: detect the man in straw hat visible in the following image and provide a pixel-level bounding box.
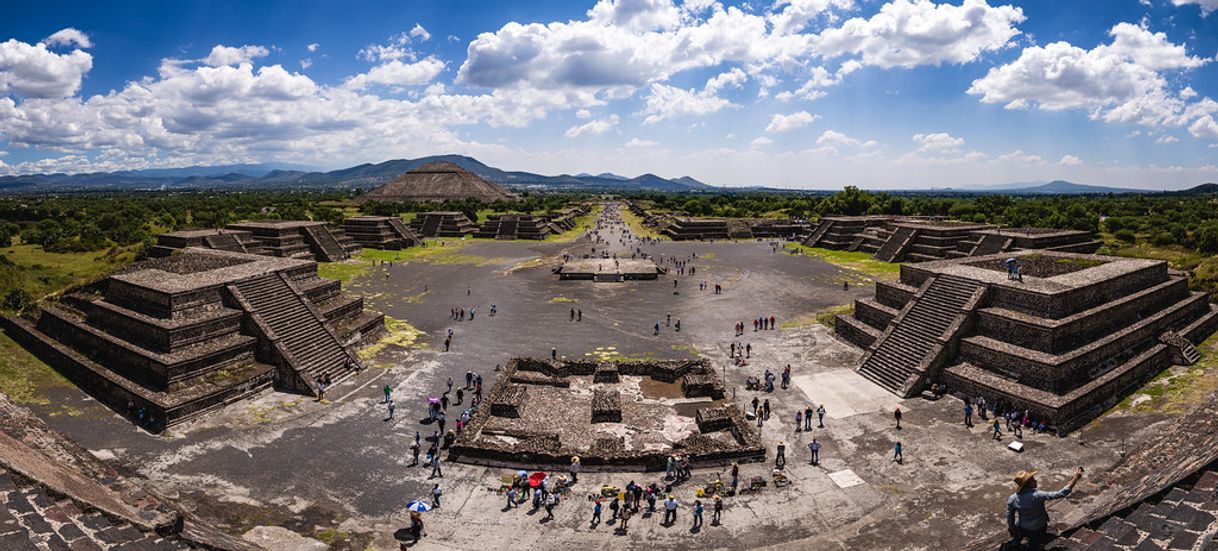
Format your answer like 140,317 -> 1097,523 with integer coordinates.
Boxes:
1007,467 -> 1084,549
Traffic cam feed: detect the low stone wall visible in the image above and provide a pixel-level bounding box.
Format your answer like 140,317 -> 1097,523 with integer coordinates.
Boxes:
491,385 -> 527,418
591,390 -> 622,423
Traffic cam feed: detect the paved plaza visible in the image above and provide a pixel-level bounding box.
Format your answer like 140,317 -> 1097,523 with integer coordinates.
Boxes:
21,204 -> 1196,550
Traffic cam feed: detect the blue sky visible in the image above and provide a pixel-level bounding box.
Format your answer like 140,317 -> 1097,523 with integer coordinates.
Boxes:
1,0 -> 1217,189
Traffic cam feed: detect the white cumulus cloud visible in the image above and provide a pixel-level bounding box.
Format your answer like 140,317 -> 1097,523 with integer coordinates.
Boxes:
816,129 -> 876,147
1191,115 -> 1218,138
765,111 -> 818,133
968,22 -> 1212,129
626,137 -> 658,147
1171,0 -> 1218,16
642,68 -> 744,124
344,57 -> 445,90
0,37 -> 93,98
912,132 -> 964,152
565,114 -> 620,137
1058,154 -> 1083,166
410,24 -> 432,42
44,28 -> 93,49
203,45 -> 270,67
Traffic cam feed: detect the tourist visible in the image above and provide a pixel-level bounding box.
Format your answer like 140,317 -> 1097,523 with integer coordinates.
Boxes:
809,439 -> 821,465
993,418 -> 1003,440
619,502 -> 633,532
591,499 -> 602,525
409,511 -> 425,544
506,486 -> 517,509
465,371 -> 473,388
438,412 -> 446,433
410,441 -> 419,466
712,495 -> 723,525
440,394 -> 449,411
770,315 -> 776,329
386,400 -> 395,421
781,365 -> 791,389
446,377 -> 453,393
646,486 -> 657,512
893,441 -> 903,464
675,318 -> 681,332
818,404 -> 826,428
667,312 -> 671,326
609,496 -> 620,520
763,399 -> 771,420
775,441 -> 786,468
384,384 -> 393,403
444,336 -> 451,352
456,388 -> 464,405
805,405 -> 815,430
730,462 -> 740,493
654,321 -> 660,335
692,500 -> 704,529
431,451 -> 445,477
577,309 -> 582,321
570,308 -> 575,321
569,456 -> 580,484
544,492 -> 557,519
663,495 -> 679,526
746,343 -> 752,358
795,411 -> 803,432
894,406 -> 902,430
964,401 -> 974,427
431,483 -> 442,508
730,343 -> 736,357
1007,468 -> 1084,549
469,307 -> 475,319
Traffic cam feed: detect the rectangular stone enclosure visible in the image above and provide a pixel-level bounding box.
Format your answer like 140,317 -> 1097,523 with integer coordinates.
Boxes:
448,358 -> 764,471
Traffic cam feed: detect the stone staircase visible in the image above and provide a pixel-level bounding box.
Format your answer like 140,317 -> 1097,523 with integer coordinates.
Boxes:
386,217 -> 419,244
858,275 -> 983,396
726,219 -> 753,239
496,219 -> 518,240
874,226 -> 917,262
233,275 -> 352,393
303,225 -> 347,262
203,232 -> 246,254
420,215 -> 442,237
1161,330 -> 1202,365
804,219 -> 833,247
969,233 -> 1011,256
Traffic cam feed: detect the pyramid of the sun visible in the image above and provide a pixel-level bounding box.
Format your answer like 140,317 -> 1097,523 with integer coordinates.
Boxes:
357,161 -> 517,203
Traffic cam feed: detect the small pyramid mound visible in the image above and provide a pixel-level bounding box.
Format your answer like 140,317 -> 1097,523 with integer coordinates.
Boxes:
357,161 -> 517,203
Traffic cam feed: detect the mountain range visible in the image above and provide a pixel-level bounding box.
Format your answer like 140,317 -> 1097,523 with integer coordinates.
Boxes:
0,156 -> 1213,196
0,155 -> 714,194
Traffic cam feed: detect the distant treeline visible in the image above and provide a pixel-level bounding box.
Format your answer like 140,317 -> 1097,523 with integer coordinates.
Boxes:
359,194 -> 581,218
631,187 -> 1218,254
0,191 -> 353,253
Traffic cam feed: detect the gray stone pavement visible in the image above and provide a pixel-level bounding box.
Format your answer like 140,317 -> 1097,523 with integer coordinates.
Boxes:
24,205 -> 1177,550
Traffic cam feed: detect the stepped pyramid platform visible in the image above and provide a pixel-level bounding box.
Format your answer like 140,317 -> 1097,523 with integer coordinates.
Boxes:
149,228 -> 266,258
408,211 -> 477,238
835,251 -> 1218,434
342,216 -> 420,250
662,217 -> 809,241
3,248 -> 384,433
448,358 -> 763,470
805,216 -> 1100,263
474,214 -> 554,240
545,206 -> 589,233
225,220 -> 360,262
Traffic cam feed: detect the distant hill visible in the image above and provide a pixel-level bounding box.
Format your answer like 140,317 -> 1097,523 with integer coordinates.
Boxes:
0,154 -> 719,194
1175,183 -> 1218,195
949,180 -> 1152,194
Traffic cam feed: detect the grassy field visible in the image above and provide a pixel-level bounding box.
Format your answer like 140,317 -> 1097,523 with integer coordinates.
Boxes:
0,237 -> 142,309
621,207 -> 664,240
0,331 -> 68,405
1111,334 -> 1218,415
1098,234 -> 1218,293
789,244 -> 901,279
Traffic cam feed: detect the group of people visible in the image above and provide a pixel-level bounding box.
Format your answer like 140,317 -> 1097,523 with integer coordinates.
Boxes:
963,395 -> 1052,436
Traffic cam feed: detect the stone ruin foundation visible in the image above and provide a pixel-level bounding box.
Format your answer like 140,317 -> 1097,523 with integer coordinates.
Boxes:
835,251 -> 1218,434
448,358 -> 765,471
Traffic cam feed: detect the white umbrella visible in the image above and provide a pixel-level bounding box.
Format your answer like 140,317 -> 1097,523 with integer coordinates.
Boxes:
405,500 -> 432,513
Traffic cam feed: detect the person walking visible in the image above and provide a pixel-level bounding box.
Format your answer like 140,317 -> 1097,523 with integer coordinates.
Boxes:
551,347 -> 557,361
809,438 -> 821,465
430,454 -> 443,478
894,407 -> 902,430
893,441 -> 903,464
993,418 -> 1003,440
618,503 -> 633,532
712,495 -> 723,525
544,492 -> 557,520
775,441 -> 786,468
591,499 -> 602,526
431,483 -> 442,508
609,497 -> 620,520
663,495 -> 678,526
964,401 -> 974,428
386,400 -> 395,421
1007,468 -> 1084,549
569,456 -> 580,484
506,486 -> 517,509
410,441 -> 420,466
795,410 -> 803,432
817,404 -> 826,428
384,384 -> 393,403
692,500 -> 704,529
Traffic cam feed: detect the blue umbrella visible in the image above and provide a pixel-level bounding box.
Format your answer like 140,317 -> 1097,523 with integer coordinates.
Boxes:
405,500 -> 432,513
